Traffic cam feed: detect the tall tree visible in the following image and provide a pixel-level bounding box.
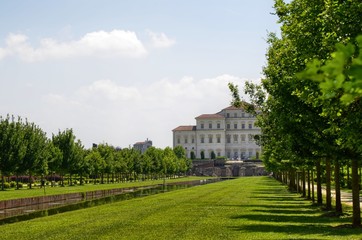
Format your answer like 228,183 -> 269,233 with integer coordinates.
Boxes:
52,129 -> 77,186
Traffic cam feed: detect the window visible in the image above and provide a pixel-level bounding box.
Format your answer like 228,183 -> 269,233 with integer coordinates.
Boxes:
242,112 -> 245,117
217,152 -> 221,157
226,135 -> 231,143
217,136 -> 221,143
177,138 -> 180,144
208,135 -> 213,143
241,135 -> 246,141
234,123 -> 237,129
234,113 -> 237,117
184,137 -> 188,144
201,135 -> 205,143
209,123 -> 212,129
226,113 -> 230,118
248,123 -> 252,129
201,123 -> 204,129
248,134 -> 253,141
233,134 -> 238,143
217,123 -> 220,129
192,138 -> 195,144
241,124 -> 245,129
227,124 -> 230,129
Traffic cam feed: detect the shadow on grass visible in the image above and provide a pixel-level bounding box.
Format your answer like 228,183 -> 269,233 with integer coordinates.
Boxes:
229,223 -> 362,238
230,212 -> 346,225
228,177 -> 360,238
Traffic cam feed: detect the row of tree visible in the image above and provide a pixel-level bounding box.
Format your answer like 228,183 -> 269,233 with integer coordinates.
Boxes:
230,0 -> 362,227
0,115 -> 192,190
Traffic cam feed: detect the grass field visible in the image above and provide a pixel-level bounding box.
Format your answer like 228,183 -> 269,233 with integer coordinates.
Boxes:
0,176 -> 361,240
0,176 -> 207,201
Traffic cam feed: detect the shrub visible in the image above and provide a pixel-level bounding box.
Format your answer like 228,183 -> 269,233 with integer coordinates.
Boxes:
9,181 -> 17,188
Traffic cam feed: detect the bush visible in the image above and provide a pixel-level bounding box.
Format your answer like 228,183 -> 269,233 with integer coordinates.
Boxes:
9,176 -> 35,183
9,181 -> 17,188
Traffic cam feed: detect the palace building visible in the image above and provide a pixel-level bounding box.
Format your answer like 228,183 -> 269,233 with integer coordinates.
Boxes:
172,106 -> 261,160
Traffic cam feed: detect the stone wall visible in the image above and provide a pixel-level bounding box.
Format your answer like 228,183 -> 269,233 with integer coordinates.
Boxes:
192,160 -> 266,177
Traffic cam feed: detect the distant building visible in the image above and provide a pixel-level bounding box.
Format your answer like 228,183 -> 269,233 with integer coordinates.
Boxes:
133,138 -> 153,153
172,106 -> 262,160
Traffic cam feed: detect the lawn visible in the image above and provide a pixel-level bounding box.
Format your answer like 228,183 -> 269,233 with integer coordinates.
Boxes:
0,176 -> 208,201
0,176 -> 361,240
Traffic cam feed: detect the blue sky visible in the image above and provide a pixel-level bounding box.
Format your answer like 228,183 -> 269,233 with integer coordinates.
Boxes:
0,0 -> 279,148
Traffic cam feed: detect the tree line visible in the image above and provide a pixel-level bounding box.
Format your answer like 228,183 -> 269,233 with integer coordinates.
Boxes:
0,115 -> 192,190
230,0 -> 362,227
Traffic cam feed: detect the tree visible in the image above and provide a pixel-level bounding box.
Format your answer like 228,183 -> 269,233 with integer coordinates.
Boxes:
299,36 -> 362,226
230,0 -> 362,226
0,116 -> 26,190
52,129 -> 77,186
21,120 -> 49,189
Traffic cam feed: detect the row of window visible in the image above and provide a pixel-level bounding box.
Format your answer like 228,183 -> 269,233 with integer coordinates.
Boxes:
226,122 -> 253,130
183,149 -> 260,159
176,134 -> 255,144
200,122 -> 221,129
226,112 -> 254,118
199,122 -> 255,130
226,134 -> 254,143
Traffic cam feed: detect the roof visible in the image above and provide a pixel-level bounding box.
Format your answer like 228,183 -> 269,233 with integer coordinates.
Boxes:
195,114 -> 224,119
222,105 -> 245,110
172,125 -> 196,131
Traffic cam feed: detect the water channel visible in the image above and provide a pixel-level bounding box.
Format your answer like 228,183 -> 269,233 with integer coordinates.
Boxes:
0,178 -> 227,225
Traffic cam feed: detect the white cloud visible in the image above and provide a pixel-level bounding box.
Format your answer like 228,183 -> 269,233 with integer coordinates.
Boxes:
1,30 -> 147,62
147,31 -> 176,48
41,75 -> 251,148
0,48 -> 7,60
78,79 -> 142,102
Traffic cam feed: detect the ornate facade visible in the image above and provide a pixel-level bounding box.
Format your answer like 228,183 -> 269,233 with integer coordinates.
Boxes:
172,106 -> 261,160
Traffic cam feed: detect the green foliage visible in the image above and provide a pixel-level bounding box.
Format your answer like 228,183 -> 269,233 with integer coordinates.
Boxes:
200,151 -> 205,160
300,35 -> 362,106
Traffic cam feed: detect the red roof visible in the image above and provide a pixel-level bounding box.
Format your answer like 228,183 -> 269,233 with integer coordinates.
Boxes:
172,125 -> 196,131
195,114 -> 224,119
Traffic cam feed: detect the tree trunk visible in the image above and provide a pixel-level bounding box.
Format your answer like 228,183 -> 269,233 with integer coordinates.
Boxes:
29,173 -> 32,189
311,170 -> 315,203
16,174 -> 20,190
316,160 -> 322,204
289,169 -> 296,191
302,169 -> 306,197
325,158 -> 332,210
1,174 -> 4,191
347,165 -> 351,189
334,160 -> 342,214
296,171 -> 299,193
307,169 -> 311,199
80,173 -> 83,185
351,158 -> 361,227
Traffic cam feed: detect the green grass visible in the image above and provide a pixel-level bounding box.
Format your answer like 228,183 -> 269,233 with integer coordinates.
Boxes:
0,176 -> 208,201
0,177 -> 361,239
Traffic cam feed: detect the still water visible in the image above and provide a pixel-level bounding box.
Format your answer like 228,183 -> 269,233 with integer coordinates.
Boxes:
0,178 -> 226,225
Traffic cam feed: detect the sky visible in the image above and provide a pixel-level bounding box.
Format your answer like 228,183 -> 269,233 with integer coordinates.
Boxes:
0,0 -> 280,149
